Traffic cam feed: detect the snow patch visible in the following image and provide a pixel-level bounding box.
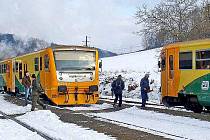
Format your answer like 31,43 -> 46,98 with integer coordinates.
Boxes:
0,119 -> 44,140
0,95 -> 31,115
17,110 -> 116,140
100,48 -> 161,103
90,106 -> 210,140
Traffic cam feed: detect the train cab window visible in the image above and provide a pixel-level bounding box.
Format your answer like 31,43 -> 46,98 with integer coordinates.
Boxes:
196,50 -> 210,69
40,57 -> 42,71
179,52 -> 192,69
44,55 -> 49,71
34,57 -> 39,71
169,55 -> 174,79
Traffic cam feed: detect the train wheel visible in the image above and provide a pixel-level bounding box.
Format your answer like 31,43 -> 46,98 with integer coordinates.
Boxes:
205,106 -> 210,111
184,103 -> 191,110
192,104 -> 203,113
15,87 -> 20,97
162,97 -> 171,107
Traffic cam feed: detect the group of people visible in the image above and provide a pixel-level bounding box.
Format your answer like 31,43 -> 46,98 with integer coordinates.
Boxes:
22,71 -> 46,111
111,73 -> 153,108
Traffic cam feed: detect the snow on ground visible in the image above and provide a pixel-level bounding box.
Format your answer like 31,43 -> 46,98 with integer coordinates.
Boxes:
66,103 -> 113,111
0,94 -> 115,140
90,106 -> 210,140
0,94 -> 31,115
17,110 -> 116,140
0,119 -> 44,140
100,48 -> 161,103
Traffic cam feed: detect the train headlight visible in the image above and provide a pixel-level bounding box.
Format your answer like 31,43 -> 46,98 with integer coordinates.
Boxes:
59,77 -> 63,81
89,85 -> 98,92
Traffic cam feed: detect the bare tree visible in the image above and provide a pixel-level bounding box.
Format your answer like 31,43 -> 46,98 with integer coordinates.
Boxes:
136,0 -> 210,49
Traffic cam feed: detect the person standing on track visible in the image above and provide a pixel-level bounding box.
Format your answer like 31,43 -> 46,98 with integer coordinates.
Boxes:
140,73 -> 153,108
111,75 -> 125,107
22,71 -> 31,106
31,74 -> 46,111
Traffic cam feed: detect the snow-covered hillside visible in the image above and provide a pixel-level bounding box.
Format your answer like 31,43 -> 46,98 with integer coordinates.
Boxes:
100,48 -> 161,103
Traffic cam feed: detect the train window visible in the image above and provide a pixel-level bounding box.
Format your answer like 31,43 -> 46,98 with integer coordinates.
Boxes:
40,57 -> 42,71
179,52 -> 192,69
1,65 -> 4,73
196,50 -> 210,69
6,65 -> 9,73
15,62 -> 18,72
160,52 -> 166,71
3,64 -> 6,73
19,63 -> 22,79
169,55 -> 174,79
0,65 -> 1,74
44,55 -> 49,71
34,57 -> 39,71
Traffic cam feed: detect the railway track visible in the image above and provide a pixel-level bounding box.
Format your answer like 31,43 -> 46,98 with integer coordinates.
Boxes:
99,97 -> 186,111
0,109 -> 54,140
84,113 -> 191,140
1,93 -> 207,140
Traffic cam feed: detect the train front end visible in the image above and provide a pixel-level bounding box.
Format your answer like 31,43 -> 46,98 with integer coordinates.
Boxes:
50,46 -> 99,105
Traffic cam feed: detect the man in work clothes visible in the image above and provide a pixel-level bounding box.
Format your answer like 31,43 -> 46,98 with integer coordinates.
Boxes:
140,73 -> 153,108
31,74 -> 46,111
22,71 -> 31,106
111,75 -> 125,107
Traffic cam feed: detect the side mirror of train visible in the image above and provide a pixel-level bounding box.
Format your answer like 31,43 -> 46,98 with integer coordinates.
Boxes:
158,61 -> 161,72
158,61 -> 161,68
99,60 -> 102,69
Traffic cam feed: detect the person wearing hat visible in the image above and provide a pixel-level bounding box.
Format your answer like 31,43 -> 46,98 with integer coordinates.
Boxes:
22,71 -> 31,106
140,73 -> 153,108
111,75 -> 125,107
31,74 -> 46,111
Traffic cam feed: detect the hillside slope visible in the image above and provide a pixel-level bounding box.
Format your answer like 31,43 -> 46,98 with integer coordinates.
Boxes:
100,48 -> 162,103
0,33 -> 117,60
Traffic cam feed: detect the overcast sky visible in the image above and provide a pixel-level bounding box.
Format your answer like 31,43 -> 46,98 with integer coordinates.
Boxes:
0,0 -> 161,53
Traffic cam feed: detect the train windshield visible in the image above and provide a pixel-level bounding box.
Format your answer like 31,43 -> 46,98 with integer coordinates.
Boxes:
54,50 -> 96,71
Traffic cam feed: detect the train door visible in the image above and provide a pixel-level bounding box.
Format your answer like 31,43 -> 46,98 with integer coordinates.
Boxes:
167,48 -> 177,97
23,63 -> 28,76
44,54 -> 50,90
14,60 -> 24,93
5,61 -> 13,92
160,50 -> 167,98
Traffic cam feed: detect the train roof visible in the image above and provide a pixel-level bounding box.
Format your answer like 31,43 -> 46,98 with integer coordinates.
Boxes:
52,45 -> 98,51
163,39 -> 210,50
0,45 -> 98,62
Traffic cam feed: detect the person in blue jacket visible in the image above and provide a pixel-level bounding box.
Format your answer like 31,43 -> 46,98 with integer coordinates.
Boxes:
140,73 -> 153,108
111,75 -> 125,107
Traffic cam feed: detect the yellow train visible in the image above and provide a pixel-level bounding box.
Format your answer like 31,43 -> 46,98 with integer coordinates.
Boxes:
160,39 -> 210,112
0,45 -> 100,105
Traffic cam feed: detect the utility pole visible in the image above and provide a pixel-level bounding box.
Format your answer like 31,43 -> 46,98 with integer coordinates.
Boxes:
82,36 -> 90,47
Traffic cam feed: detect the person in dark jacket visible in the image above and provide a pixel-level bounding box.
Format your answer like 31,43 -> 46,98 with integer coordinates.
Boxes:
140,73 -> 153,108
22,71 -> 31,106
31,74 -> 46,111
111,75 -> 125,107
